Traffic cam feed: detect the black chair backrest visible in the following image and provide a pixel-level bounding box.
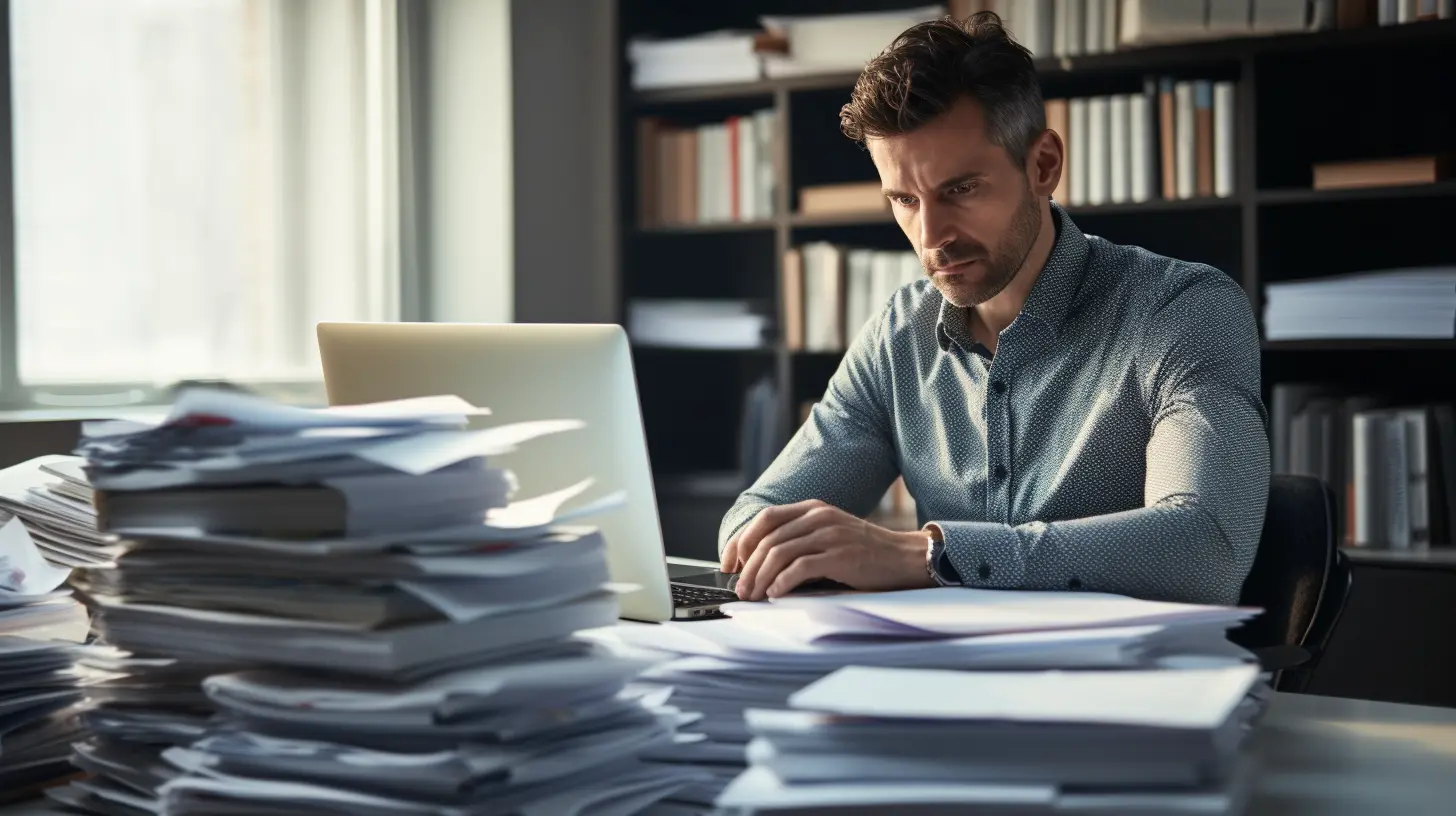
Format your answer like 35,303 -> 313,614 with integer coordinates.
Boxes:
1231,474 -> 1341,660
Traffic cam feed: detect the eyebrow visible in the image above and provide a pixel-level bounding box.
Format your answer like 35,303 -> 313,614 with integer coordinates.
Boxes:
882,171 -> 988,200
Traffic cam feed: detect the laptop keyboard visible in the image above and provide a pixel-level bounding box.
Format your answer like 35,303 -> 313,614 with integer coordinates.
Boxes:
672,584 -> 737,607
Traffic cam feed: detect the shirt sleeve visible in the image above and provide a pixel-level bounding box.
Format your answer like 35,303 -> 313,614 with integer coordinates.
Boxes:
933,272 -> 1269,606
718,307 -> 901,556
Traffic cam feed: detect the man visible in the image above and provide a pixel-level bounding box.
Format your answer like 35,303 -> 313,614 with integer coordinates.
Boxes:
718,13 -> 1268,606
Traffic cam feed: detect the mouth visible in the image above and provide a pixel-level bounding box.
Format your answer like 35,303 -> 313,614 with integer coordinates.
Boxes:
932,259 -> 980,277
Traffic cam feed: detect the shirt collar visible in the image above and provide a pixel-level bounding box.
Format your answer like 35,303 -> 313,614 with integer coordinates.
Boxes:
936,201 -> 1088,353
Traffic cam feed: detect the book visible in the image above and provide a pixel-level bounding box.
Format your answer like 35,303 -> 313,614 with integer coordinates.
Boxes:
1087,96 -> 1111,206
1312,155 -> 1452,190
1159,78 -> 1176,200
1069,97 -> 1089,206
782,248 -> 805,351
1131,78 -> 1156,203
1174,81 -> 1196,199
1109,94 -> 1130,204
1213,82 -> 1236,198
1195,81 -> 1215,198
798,182 -> 888,215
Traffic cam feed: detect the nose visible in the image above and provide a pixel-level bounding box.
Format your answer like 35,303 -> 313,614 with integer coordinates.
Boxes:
918,200 -> 956,256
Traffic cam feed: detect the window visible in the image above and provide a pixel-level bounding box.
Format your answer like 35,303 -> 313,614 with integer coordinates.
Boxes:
6,0 -> 403,406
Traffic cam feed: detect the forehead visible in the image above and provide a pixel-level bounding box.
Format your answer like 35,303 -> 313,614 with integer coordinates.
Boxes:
865,96 -> 1002,187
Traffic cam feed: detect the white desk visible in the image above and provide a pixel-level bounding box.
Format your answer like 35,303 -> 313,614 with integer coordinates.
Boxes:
2,692 -> 1453,814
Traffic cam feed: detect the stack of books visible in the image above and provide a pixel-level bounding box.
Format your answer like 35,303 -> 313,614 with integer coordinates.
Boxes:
636,111 -> 776,227
1263,267 -> 1456,341
598,586 -> 1261,810
49,386 -> 702,814
783,244 -> 923,353
0,515 -> 93,799
0,456 -> 116,568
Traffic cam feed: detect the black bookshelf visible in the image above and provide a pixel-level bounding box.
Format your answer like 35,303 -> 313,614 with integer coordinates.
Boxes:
617,1 -> 1456,560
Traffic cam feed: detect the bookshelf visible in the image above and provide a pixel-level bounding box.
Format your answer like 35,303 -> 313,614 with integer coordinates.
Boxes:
617,1 -> 1456,560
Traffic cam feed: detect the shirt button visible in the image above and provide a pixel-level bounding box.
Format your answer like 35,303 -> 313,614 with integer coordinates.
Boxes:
1067,577 -> 1083,590
993,464 -> 1008,480
977,563 -> 992,580
991,380 -> 1007,395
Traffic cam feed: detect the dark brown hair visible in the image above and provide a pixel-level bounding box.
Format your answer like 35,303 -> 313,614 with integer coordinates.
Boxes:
840,12 -> 1045,166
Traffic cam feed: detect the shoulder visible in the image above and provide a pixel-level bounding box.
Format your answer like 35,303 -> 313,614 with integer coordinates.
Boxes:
877,277 -> 943,348
1086,234 -> 1251,327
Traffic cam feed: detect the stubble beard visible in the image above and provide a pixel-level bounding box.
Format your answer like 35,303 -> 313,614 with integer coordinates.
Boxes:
927,186 -> 1043,309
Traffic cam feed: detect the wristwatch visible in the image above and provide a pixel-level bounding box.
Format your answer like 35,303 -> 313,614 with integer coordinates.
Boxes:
924,533 -> 960,587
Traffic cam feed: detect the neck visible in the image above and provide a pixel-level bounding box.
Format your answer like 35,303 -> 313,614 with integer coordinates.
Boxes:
973,198 -> 1057,337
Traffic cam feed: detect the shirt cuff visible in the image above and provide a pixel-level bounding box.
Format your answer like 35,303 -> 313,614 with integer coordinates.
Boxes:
930,520 -> 1025,587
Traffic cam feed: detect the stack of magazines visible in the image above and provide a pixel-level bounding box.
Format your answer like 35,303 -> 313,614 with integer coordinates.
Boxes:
49,387 -> 704,815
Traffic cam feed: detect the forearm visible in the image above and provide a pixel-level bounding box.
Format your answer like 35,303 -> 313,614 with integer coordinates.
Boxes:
933,498 -> 1256,605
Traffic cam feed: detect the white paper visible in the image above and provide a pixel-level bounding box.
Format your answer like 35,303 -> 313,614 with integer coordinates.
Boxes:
0,516 -> 72,595
356,419 -> 584,475
164,388 -> 485,431
716,766 -> 1055,809
789,664 -> 1261,730
765,586 -> 1257,638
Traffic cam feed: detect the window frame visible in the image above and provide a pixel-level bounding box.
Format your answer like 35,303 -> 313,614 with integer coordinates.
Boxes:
0,0 -> 427,412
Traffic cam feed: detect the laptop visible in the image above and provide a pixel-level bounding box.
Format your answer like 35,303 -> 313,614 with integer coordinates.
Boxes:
316,321 -> 738,622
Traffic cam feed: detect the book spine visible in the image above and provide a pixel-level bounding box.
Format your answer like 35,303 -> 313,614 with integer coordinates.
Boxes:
1066,0 -> 1085,55
1175,81 -> 1196,200
1053,0 -> 1071,57
782,248 -> 804,351
1195,80 -> 1215,199
1159,78 -> 1176,200
1102,0 -> 1119,52
1069,97 -> 1089,206
1088,96 -> 1111,206
1109,94 -> 1130,204
1130,88 -> 1152,203
1213,82 -> 1236,198
1385,414 -> 1412,549
728,117 -> 742,222
1353,412 -> 1382,547
1086,0 -> 1104,54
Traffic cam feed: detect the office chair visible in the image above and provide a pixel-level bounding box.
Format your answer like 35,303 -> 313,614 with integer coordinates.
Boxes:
1229,474 -> 1353,693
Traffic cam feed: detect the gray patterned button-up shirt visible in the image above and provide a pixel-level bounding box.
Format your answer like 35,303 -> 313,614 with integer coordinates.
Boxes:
720,203 -> 1269,606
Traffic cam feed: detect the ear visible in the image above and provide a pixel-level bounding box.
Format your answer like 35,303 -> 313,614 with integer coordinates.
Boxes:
1025,129 -> 1062,198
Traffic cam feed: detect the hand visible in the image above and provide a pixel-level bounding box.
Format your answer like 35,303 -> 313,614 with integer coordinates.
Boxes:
720,500 -> 934,601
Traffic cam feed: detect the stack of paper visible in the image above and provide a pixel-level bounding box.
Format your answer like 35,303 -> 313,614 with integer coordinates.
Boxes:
0,516 -> 95,798
719,664 -> 1265,814
1263,267 -> 1456,340
594,587 -> 1260,808
47,387 -> 704,815
628,32 -> 763,90
760,6 -> 944,78
0,455 -> 115,568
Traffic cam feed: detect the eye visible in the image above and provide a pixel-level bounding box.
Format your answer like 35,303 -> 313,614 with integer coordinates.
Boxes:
948,181 -> 979,196
891,195 -> 918,207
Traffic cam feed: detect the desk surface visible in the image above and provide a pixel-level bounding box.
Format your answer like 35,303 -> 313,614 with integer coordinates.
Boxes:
2,692 -> 1453,815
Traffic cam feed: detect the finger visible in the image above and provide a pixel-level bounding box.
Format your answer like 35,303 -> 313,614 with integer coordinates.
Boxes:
733,501 -> 824,577
720,534 -> 740,572
752,505 -> 841,556
743,537 -> 827,602
766,553 -> 837,599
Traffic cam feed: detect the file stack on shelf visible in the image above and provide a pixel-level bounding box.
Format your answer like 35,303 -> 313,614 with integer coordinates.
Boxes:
1045,77 -> 1236,208
628,300 -> 772,350
596,586 -> 1262,810
0,516 -> 95,799
48,387 -> 704,816
759,6 -> 946,77
0,456 -> 117,569
1263,267 -> 1456,341
718,663 -> 1266,814
628,32 -> 765,90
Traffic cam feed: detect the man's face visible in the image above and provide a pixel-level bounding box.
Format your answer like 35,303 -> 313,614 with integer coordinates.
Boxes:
867,96 -> 1042,309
